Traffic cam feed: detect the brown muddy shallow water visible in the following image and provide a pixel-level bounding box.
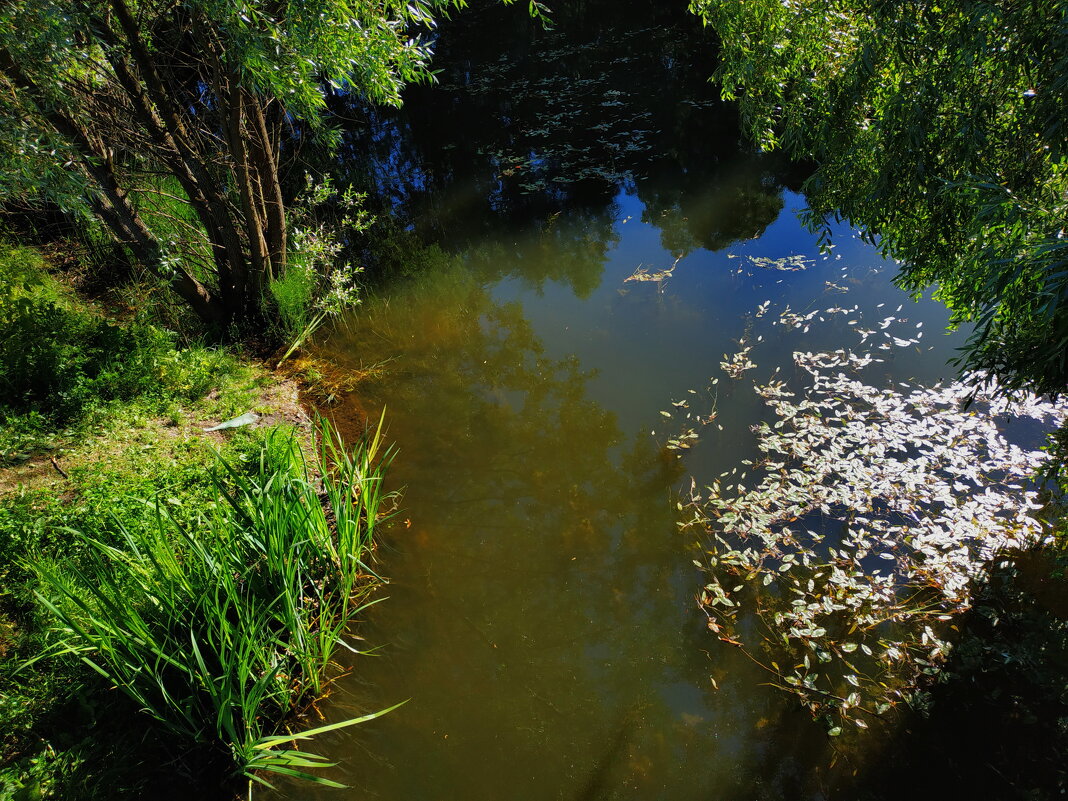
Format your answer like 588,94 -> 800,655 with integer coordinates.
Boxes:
269,3 -> 1065,799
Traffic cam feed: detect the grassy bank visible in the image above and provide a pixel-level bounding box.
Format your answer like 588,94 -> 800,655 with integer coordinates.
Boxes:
0,244 -> 390,799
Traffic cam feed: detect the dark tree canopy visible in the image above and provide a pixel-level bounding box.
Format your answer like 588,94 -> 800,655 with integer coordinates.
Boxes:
0,0 -> 478,331
692,0 -> 1068,394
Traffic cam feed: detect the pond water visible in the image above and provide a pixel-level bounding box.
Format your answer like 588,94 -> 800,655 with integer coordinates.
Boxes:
272,3 -> 1057,799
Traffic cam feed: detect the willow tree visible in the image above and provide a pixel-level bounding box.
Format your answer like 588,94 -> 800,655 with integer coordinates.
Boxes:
0,0 -> 470,330
691,0 -> 1068,394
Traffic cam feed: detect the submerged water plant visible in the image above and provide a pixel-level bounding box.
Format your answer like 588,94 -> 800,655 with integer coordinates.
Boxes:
27,417 -> 395,791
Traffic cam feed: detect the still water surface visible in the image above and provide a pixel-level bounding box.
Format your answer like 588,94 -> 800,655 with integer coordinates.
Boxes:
280,5 -> 978,799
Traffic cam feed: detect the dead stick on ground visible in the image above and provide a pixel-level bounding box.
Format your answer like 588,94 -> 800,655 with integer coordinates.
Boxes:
49,456 -> 69,479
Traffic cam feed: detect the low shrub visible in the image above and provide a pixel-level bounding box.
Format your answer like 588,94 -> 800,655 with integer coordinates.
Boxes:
0,245 -> 205,411
0,244 -> 241,463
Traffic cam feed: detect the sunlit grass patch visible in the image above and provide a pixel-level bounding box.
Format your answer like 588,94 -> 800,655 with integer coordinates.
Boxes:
0,241 -> 254,466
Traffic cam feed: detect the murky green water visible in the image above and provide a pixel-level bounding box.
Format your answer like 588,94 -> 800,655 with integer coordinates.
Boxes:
268,4 -> 1037,799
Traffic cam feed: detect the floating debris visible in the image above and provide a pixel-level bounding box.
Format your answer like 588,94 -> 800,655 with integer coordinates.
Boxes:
624,255 -> 683,288
776,306 -> 819,330
720,343 -> 757,379
204,412 -> 259,432
673,291 -> 1068,731
683,345 -> 1068,729
747,254 -> 814,272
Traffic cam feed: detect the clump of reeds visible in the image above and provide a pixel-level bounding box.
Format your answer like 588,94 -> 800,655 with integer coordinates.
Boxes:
28,417 -> 394,792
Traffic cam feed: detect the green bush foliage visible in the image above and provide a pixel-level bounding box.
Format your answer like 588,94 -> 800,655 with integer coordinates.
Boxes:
0,245 -> 233,424
691,0 -> 1068,394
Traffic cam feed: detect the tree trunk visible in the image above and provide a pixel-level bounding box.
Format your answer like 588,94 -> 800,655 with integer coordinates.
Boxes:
248,96 -> 288,281
0,47 -> 228,329
224,85 -> 270,308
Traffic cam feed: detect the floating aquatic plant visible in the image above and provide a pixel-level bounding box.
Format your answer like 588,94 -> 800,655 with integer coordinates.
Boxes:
720,341 -> 757,379
747,254 -> 813,272
681,302 -> 1068,732
624,255 -> 683,289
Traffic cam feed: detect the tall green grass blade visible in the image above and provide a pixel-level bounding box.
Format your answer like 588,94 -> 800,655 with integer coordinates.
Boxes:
252,700 -> 408,750
26,417 -> 397,788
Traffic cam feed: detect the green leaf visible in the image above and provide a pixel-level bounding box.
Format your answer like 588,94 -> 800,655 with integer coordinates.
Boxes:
252,701 -> 409,750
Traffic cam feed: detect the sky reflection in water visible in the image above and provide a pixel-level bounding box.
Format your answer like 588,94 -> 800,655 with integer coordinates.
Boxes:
292,182 -> 967,801
271,5 -> 1002,799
